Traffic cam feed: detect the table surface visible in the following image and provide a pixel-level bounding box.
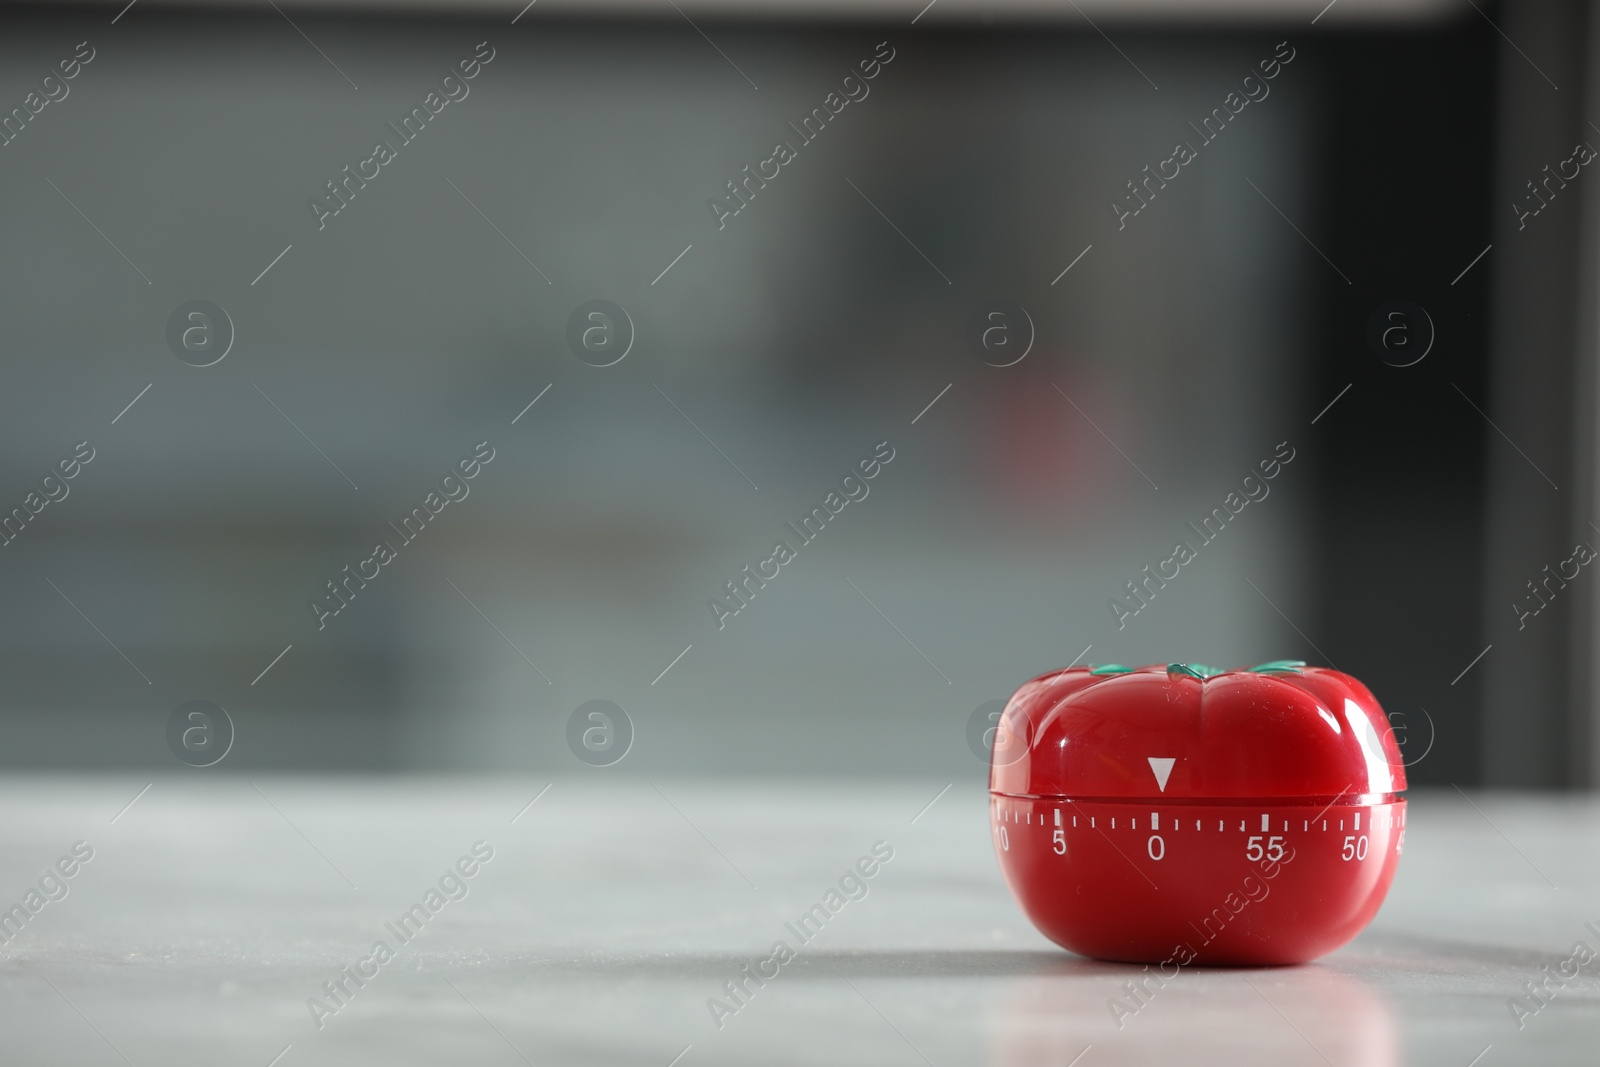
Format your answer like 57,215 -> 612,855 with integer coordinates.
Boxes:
0,777 -> 1593,1066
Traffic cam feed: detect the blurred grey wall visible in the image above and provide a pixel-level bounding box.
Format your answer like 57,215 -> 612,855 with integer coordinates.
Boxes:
0,6 -> 1369,778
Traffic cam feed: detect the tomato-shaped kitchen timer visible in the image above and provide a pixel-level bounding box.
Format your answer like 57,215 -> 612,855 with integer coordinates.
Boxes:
989,661 -> 1406,965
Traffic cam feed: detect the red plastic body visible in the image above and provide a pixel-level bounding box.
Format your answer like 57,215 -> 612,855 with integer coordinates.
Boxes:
989,663 -> 1406,965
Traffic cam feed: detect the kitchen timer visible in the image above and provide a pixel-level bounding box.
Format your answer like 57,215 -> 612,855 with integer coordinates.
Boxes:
989,661 -> 1406,965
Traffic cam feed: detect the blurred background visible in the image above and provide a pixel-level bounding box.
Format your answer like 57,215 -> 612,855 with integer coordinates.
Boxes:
0,0 -> 1590,788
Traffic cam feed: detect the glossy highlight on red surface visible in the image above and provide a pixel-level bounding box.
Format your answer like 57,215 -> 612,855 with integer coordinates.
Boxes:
988,662 -> 1406,965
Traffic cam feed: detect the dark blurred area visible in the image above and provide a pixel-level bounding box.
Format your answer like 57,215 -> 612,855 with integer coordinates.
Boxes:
0,0 -> 1591,788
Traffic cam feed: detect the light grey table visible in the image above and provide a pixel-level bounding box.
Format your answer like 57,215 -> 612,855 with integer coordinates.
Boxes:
0,778 -> 1592,1065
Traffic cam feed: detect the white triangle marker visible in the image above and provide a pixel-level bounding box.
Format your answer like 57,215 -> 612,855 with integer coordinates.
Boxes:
1148,757 -> 1175,792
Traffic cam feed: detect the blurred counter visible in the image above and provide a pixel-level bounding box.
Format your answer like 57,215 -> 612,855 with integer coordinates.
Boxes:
0,778 -> 1589,1065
